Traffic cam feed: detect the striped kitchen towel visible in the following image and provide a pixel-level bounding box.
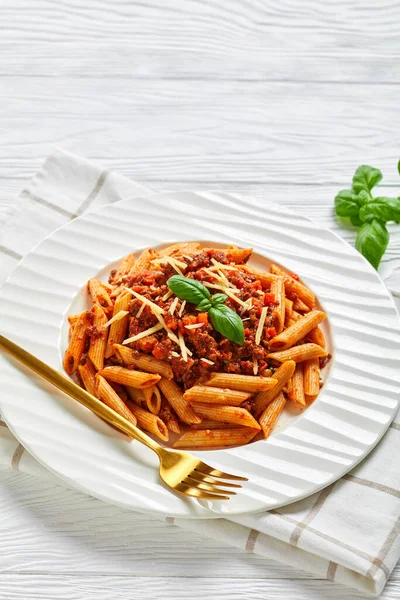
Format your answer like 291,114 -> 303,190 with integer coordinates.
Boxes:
1,148 -> 399,597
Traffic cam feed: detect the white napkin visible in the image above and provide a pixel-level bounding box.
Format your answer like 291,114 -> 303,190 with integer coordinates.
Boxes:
1,148 -> 399,597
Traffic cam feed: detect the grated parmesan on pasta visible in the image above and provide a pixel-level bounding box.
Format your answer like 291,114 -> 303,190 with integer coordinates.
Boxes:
104,310 -> 129,328
122,323 -> 163,344
255,306 -> 269,345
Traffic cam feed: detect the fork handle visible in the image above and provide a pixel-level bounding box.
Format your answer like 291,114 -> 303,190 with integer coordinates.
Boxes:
0,334 -> 162,455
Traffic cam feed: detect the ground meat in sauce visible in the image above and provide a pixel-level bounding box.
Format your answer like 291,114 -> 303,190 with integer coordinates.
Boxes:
121,249 -> 280,387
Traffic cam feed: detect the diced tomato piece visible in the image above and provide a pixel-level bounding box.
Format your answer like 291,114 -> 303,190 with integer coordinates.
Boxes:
266,326 -> 276,338
197,312 -> 208,325
289,272 -> 300,281
252,279 -> 262,291
264,293 -> 275,305
244,328 -> 252,337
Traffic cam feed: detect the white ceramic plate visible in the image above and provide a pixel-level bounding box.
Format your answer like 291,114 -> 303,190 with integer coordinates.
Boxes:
0,191 -> 399,519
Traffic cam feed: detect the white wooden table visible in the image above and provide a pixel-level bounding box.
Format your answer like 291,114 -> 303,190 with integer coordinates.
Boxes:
1,1 -> 400,598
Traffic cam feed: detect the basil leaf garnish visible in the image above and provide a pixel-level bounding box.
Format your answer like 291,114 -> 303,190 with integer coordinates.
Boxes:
167,275 -> 244,344
167,275 -> 210,304
355,220 -> 389,270
208,304 -> 245,345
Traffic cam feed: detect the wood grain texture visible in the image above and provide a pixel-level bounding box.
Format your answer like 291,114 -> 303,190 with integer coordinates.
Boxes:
2,79 -> 400,184
1,0 -> 400,598
1,0 -> 400,82
0,575 -> 399,600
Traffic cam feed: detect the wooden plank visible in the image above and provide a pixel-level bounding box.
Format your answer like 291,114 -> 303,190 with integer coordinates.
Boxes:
0,574 -> 397,599
0,467 -> 314,579
0,0 -> 400,82
1,80 -> 400,184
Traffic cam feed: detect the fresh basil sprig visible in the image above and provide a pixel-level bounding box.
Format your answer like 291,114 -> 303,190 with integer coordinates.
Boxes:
167,275 -> 244,345
334,163 -> 400,269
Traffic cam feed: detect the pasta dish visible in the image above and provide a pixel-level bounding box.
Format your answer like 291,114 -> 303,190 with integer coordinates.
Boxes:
64,243 -> 330,449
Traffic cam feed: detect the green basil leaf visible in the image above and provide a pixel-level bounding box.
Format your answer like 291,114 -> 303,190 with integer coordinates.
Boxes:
196,298 -> 212,311
359,197 -> 400,224
352,165 -> 382,195
350,214 -> 363,227
167,275 -> 210,305
334,190 -> 362,217
398,159 -> 400,176
355,220 -> 389,270
208,304 -> 245,345
211,293 -> 228,306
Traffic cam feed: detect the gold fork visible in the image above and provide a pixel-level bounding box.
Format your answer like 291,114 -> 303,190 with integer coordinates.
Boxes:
0,335 -> 247,501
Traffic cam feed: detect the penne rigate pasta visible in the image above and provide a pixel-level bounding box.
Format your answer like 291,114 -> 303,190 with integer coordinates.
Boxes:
270,264 -> 316,309
191,421 -> 244,430
190,403 -> 260,430
126,386 -> 145,406
88,279 -> 113,314
173,427 -> 259,449
110,382 -> 129,404
237,265 -> 279,287
224,246 -> 253,264
95,375 -> 137,425
303,357 -> 321,399
78,359 -> 97,397
64,310 -> 91,375
129,248 -> 157,276
287,362 -> 306,406
98,366 -> 161,389
160,242 -> 201,257
88,304 -> 108,371
292,297 -> 311,313
104,293 -> 130,358
308,325 -> 326,349
259,392 -> 287,439
254,360 -> 296,416
142,385 -> 162,415
113,344 -> 173,379
270,276 -> 285,334
284,298 -> 293,320
158,378 -> 201,424
269,310 -> 327,351
205,373 -> 277,393
267,343 -> 327,363
112,253 -> 136,282
159,399 -> 181,434
125,399 -> 168,441
183,385 -> 251,406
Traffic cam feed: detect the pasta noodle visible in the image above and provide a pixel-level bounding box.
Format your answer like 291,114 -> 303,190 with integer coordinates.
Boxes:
267,343 -> 327,363
98,366 -> 161,389
254,360 -> 296,416
183,386 -> 251,406
269,310 -> 326,351
287,362 -> 306,406
259,392 -> 287,439
205,373 -> 277,392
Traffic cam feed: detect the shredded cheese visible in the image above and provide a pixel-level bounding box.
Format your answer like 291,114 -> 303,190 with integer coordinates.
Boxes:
122,323 -> 163,345
255,306 -> 269,345
162,289 -> 173,301
224,288 -> 249,308
200,358 -> 214,365
181,254 -> 194,262
210,258 -> 238,271
169,296 -> 179,315
178,300 -> 186,317
163,255 -> 185,275
253,357 -> 259,375
179,332 -> 188,362
184,323 -> 205,330
171,351 -> 180,358
203,282 -> 240,294
241,317 -> 250,322
136,303 -> 146,318
104,310 -> 129,328
123,287 -> 164,315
